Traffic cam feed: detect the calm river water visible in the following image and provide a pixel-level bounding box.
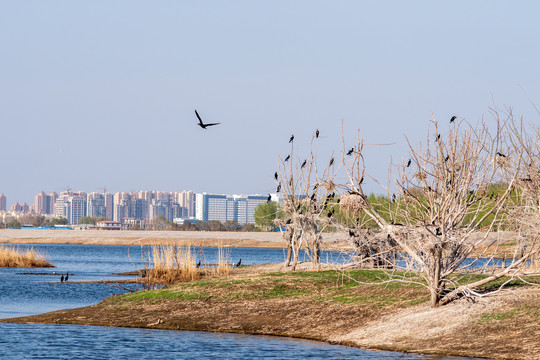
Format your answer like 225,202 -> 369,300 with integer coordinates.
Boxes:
0,243 -> 484,359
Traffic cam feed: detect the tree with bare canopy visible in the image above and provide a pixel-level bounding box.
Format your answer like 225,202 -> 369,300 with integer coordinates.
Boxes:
324,113 -> 537,307
275,133 -> 337,270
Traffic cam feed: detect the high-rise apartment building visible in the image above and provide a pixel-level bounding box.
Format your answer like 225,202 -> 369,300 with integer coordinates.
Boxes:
178,190 -> 196,218
48,192 -> 58,214
54,191 -> 87,224
34,191 -> 48,214
196,193 -> 269,224
67,193 -> 86,224
0,194 -> 6,211
87,192 -> 108,219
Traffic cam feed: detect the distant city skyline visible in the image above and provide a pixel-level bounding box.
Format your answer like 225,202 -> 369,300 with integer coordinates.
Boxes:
0,188 -> 279,226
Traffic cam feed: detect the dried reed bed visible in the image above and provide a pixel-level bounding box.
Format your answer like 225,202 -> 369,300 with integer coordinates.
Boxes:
0,244 -> 52,268
141,243 -> 231,287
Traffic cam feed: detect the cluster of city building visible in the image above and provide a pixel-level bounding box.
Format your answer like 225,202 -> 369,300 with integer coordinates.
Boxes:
0,191 -> 281,226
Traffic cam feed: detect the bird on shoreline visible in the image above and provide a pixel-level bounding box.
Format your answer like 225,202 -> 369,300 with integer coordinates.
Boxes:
195,110 -> 220,129
236,259 -> 242,267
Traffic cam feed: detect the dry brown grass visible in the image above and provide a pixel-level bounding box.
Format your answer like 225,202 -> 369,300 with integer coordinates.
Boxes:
141,243 -> 232,286
0,244 -> 52,268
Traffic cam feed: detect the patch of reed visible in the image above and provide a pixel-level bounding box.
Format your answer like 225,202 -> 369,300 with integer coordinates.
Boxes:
143,243 -> 200,285
213,244 -> 231,277
0,244 -> 53,268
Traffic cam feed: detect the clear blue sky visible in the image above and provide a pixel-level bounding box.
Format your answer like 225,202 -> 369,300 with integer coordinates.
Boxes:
1,1 -> 539,205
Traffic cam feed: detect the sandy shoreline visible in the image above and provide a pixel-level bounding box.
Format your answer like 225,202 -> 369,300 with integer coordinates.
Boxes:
0,229 -> 351,249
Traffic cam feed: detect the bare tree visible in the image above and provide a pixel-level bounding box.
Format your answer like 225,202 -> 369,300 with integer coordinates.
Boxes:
498,111 -> 540,271
276,134 -> 337,270
332,115 -> 529,307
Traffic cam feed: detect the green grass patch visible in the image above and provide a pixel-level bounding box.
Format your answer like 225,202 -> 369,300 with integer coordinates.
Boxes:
479,310 -> 517,323
120,289 -> 207,303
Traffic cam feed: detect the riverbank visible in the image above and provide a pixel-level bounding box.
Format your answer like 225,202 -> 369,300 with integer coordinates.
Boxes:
3,263 -> 539,360
0,229 -> 521,256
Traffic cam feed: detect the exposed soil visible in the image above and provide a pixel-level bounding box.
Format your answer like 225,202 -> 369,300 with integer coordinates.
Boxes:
3,263 -> 539,360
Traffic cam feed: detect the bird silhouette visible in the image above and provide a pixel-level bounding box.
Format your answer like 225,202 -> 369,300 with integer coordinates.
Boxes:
236,259 -> 242,267
284,155 -> 290,162
359,176 -> 364,184
316,129 -> 320,138
435,227 -> 442,236
301,160 -> 307,168
407,159 -> 411,168
276,184 -> 281,192
274,172 -> 278,180
289,135 -> 294,143
60,274 -> 64,282
445,155 -> 449,162
348,229 -> 355,237
267,194 -> 272,202
197,260 -> 201,268
450,116 -> 457,123
195,110 -> 220,129
64,274 -> 69,282
496,152 -> 506,157
346,148 -> 354,156
435,134 -> 441,141
329,157 -> 334,166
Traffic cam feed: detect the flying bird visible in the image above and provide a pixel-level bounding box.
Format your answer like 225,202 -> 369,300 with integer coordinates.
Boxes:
284,155 -> 290,162
450,116 -> 457,123
289,135 -> 294,143
274,172 -> 278,180
195,110 -> 220,129
316,129 -> 320,138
